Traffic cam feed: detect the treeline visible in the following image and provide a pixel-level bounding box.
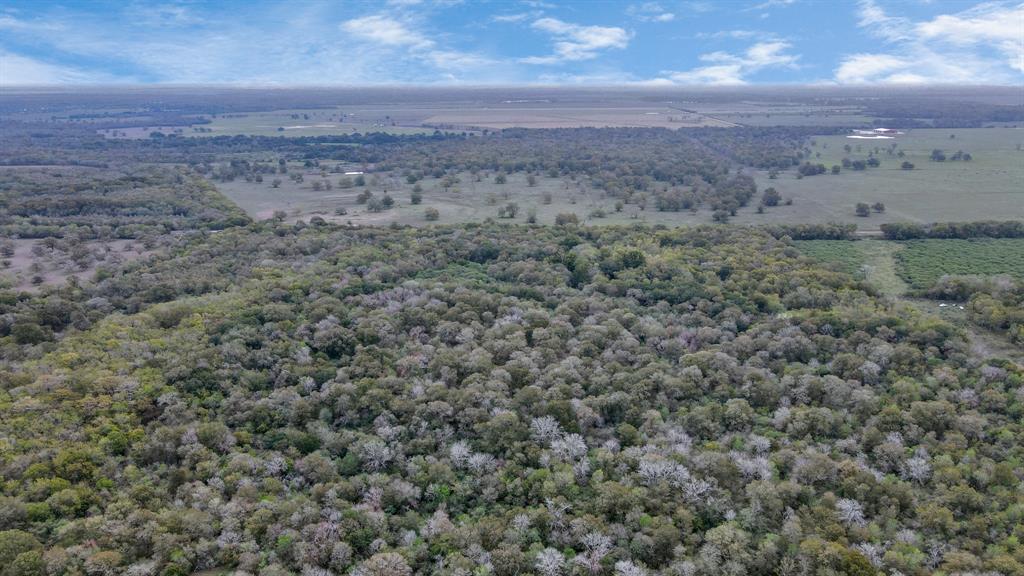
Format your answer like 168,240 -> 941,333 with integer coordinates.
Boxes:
880,220 -> 1024,240
866,98 -> 1024,128
761,222 -> 857,240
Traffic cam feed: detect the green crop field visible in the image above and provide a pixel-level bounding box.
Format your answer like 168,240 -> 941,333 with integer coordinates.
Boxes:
752,128 -> 1024,230
895,238 -> 1024,289
797,238 -> 1024,292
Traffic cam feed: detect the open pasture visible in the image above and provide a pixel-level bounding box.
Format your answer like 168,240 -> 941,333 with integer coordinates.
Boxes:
752,128 -> 1024,230
215,163 -> 737,227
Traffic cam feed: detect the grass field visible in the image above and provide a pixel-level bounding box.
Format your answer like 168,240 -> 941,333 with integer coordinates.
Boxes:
752,128 -> 1024,230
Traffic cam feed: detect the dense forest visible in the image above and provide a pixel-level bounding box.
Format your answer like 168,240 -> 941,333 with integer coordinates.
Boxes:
2,222 -> 1023,576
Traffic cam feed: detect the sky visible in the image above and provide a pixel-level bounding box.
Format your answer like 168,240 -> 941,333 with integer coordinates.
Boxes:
1,0 -> 1022,86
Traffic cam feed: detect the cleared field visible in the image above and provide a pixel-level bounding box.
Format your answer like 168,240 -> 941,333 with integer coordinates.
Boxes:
99,108 -> 436,138
683,101 -> 874,127
895,238 -> 1024,288
752,128 -> 1024,230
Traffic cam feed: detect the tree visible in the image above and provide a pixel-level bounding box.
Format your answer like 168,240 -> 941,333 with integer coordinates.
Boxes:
271,179 -> 282,188
535,548 -> 565,576
495,173 -> 507,184
499,203 -> 520,219
0,530 -> 42,568
555,213 -> 579,226
527,174 -> 537,187
831,165 -> 841,174
855,203 -> 871,217
901,161 -> 914,170
871,202 -> 885,213
761,187 -> 781,207
424,207 -> 440,221
357,552 -> 411,576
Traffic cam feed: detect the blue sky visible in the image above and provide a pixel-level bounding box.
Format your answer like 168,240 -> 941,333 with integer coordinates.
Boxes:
1,0 -> 1022,86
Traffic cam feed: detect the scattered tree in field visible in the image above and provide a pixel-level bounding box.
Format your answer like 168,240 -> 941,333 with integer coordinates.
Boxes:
872,202 -> 886,213
901,161 -> 915,170
831,165 -> 841,174
855,202 -> 871,217
410,185 -> 423,204
498,202 -> 520,219
495,173 -> 507,184
555,213 -> 579,226
271,178 -> 282,188
761,187 -> 781,207
527,174 -> 537,187
424,207 -> 440,220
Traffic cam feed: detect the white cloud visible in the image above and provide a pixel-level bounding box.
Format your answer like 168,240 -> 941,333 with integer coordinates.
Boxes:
341,15 -> 434,49
522,17 -> 631,64
0,51 -> 120,85
749,0 -> 796,11
835,0 -> 1024,83
697,29 -> 766,40
492,13 -> 531,23
915,2 -> 1024,72
628,3 -> 676,22
338,13 -> 494,75
834,53 -> 910,84
666,40 -> 799,84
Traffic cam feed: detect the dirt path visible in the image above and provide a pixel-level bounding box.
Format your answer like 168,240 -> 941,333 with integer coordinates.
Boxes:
857,240 -> 908,297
